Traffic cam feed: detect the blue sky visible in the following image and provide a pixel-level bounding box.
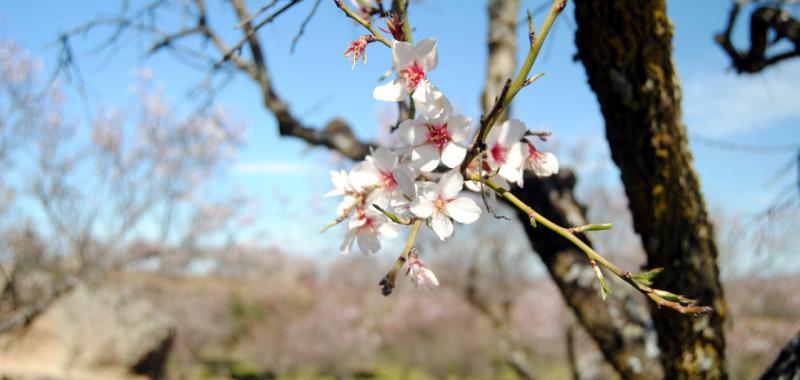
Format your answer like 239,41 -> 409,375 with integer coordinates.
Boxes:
1,1 -> 798,256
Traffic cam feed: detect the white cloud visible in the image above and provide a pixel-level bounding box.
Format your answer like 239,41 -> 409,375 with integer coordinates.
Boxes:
234,160 -> 308,175
683,61 -> 800,137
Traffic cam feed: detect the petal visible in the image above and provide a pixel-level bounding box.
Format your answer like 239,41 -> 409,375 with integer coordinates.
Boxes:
532,152 -> 560,177
397,119 -> 426,146
378,221 -> 400,239
340,230 -> 356,255
505,142 -> 526,168
336,196 -> 357,217
440,142 -> 466,168
412,144 -> 440,172
438,171 -> 464,200
414,38 -> 438,71
350,162 -> 381,188
503,119 -> 527,143
447,115 -> 472,142
422,268 -> 440,288
373,79 -> 406,101
357,232 -> 381,255
412,81 -> 452,123
372,147 -> 398,173
410,197 -> 435,218
430,212 -> 453,241
498,164 -> 521,183
445,197 -> 481,224
392,40 -> 414,69
393,166 -> 417,198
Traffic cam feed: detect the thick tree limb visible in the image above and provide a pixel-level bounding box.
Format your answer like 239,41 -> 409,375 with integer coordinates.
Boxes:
575,1 -> 728,378
758,331 -> 800,380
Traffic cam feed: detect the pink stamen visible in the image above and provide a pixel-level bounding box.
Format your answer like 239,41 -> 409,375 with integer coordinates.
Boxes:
380,171 -> 397,190
426,123 -> 451,150
399,62 -> 426,91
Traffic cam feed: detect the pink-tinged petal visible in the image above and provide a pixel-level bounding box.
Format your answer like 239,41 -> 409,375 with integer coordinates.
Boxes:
348,217 -> 367,229
357,232 -> 381,255
393,166 -> 417,198
392,40 -> 414,69
410,197 -> 435,218
445,196 -> 481,224
530,151 -> 559,177
438,171 -> 463,200
373,79 -> 406,101
412,144 -> 440,172
430,212 -> 453,241
498,164 -> 521,183
372,147 -> 398,173
423,267 -> 440,288
414,38 -> 438,71
440,142 -> 466,168
447,115 -> 472,142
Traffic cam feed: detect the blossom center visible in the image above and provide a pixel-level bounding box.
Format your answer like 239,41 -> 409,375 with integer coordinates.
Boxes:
433,198 -> 447,211
426,123 -> 450,150
490,143 -> 508,164
399,62 -> 426,91
380,171 -> 397,190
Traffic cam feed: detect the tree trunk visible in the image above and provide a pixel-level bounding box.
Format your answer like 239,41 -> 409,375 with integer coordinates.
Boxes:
482,1 -> 660,378
574,1 -> 727,379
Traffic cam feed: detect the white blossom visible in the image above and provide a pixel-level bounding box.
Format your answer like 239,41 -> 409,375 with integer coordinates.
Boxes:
485,119 -> 527,184
397,88 -> 471,172
409,171 -> 481,241
525,146 -> 559,177
406,249 -> 439,289
350,147 -> 415,207
340,203 -> 399,255
373,38 -> 438,102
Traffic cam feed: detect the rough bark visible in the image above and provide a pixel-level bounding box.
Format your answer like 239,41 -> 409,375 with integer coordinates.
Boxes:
511,172 -> 660,380
481,1 -> 659,378
758,331 -> 800,380
574,1 -> 727,379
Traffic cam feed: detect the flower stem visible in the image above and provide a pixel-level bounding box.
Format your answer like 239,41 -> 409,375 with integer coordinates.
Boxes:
471,173 -> 712,315
379,218 -> 422,296
334,0 -> 392,47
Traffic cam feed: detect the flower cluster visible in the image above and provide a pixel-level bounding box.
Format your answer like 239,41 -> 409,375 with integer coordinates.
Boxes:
328,37 -> 559,290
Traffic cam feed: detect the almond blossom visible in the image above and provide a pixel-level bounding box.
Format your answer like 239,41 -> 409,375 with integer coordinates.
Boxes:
485,119 -> 528,184
373,38 -> 438,102
340,203 -> 400,255
525,143 -> 560,177
324,169 -> 360,218
406,248 -> 439,289
397,89 -> 472,172
350,147 -> 415,207
409,171 -> 481,241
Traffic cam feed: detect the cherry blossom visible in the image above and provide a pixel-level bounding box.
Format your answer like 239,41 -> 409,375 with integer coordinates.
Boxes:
340,203 -> 400,255
373,38 -> 438,102
485,119 -> 528,184
409,171 -> 481,241
406,248 -> 439,289
397,90 -> 472,172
